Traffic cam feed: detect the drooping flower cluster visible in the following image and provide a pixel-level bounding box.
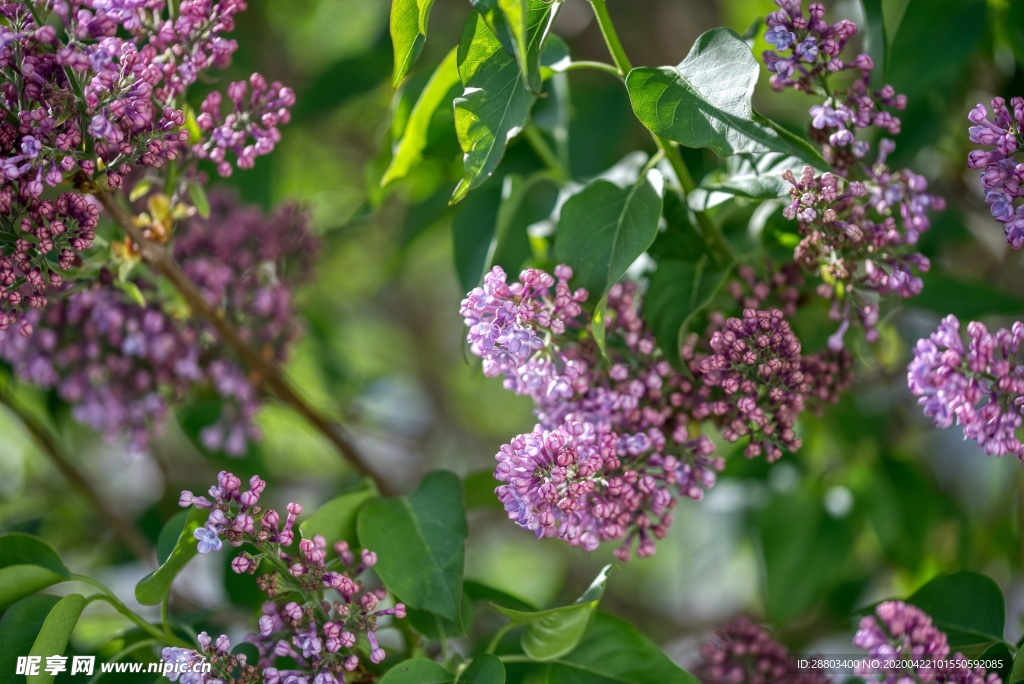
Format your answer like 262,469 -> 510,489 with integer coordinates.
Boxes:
854,601 -> 1001,683
0,0 -> 293,331
464,265 -> 851,560
696,616 -> 830,684
0,193 -> 315,454
907,315 -> 1024,459
168,471 -> 405,684
763,0 -> 945,348
967,97 -> 1024,248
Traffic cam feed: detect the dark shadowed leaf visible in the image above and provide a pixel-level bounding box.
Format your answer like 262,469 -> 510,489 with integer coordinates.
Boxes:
907,572 -> 1005,651
0,596 -> 61,684
458,654 -> 505,684
380,658 -> 453,684
135,506 -> 207,606
646,256 -> 731,367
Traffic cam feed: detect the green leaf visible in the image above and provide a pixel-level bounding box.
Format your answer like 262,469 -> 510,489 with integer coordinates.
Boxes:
27,594 -> 87,684
451,1 -> 562,203
494,566 -> 611,661
0,596 -> 61,684
471,0 -> 537,93
548,613 -> 698,684
390,0 -> 437,88
980,642 -> 1013,681
135,506 -> 207,606
0,534 -> 71,611
405,591 -> 474,640
383,48 -> 460,186
860,0 -> 886,81
907,572 -> 1005,651
457,654 -> 505,684
1009,642 -> 1024,683
626,27 -> 827,169
186,179 -> 210,219
464,580 -> 536,612
155,510 -> 190,565
380,658 -> 454,684
300,488 -> 375,545
357,471 -> 467,623
645,256 -> 731,367
554,173 -> 663,300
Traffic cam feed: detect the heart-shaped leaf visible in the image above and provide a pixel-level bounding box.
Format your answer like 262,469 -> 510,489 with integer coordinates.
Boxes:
554,172 -> 663,300
626,27 -> 826,169
358,471 -> 467,624
300,488 -> 376,546
907,572 -> 1005,651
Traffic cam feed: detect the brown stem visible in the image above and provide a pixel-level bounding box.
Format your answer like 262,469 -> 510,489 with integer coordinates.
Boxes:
92,187 -> 394,496
0,385 -> 155,563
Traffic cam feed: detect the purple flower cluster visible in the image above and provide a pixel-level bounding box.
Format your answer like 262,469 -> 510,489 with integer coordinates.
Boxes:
0,193 -> 315,454
967,97 -> 1024,248
854,601 -> 1001,683
763,1 -> 945,348
696,616 -> 830,684
0,191 -> 98,333
170,471 -> 405,684
464,266 -> 853,560
908,315 -> 1024,459
0,0 -> 294,330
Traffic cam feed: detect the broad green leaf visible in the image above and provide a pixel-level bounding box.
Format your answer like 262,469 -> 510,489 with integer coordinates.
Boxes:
756,493 -> 854,625
155,510 -> 190,565
0,534 -> 71,610
390,0 -> 436,88
452,1 -> 562,203
135,506 -> 207,606
470,0 -> 530,83
27,594 -> 87,684
380,658 -> 454,684
0,595 -> 61,684
457,654 -> 505,684
383,48 -> 460,186
907,572 -> 1005,651
299,488 -> 375,545
645,257 -> 731,367
626,27 -> 826,168
494,566 -> 611,661
548,613 -> 698,684
357,471 -> 467,623
554,173 -> 663,299
1009,641 -> 1024,683
405,591 -> 474,640
860,0 -> 886,82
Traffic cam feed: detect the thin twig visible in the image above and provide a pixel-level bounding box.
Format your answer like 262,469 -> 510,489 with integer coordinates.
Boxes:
91,185 -> 394,496
0,385 -> 155,563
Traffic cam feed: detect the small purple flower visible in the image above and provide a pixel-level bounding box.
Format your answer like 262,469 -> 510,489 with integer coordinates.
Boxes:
794,37 -> 818,61
765,25 -> 797,50
194,524 -> 222,554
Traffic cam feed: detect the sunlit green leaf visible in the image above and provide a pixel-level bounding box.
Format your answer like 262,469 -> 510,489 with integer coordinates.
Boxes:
0,534 -> 71,611
27,594 -> 87,684
390,0 -> 437,88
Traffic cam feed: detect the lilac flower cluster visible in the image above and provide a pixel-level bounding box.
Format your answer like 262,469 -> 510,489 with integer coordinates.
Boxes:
464,266 -> 852,560
0,0 -> 293,330
763,0 -> 945,348
854,601 -> 1001,683
696,616 -> 830,684
908,315 -> 1024,459
0,191 -> 98,333
967,97 -> 1024,248
168,471 -> 405,684
0,193 -> 315,454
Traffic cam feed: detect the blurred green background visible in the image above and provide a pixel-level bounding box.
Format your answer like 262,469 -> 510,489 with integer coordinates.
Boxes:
4,0 -> 1024,671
